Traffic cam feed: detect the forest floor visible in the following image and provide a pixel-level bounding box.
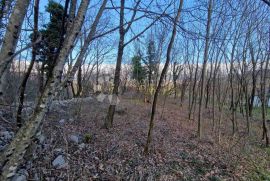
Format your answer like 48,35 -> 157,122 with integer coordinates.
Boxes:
1,93 -> 270,180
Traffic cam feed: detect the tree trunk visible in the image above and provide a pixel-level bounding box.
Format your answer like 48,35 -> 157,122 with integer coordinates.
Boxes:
104,0 -> 125,129
188,45 -> 200,120
0,0 -> 31,101
205,61 -> 213,109
0,1 -> 89,179
144,0 -> 184,153
76,65 -> 82,97
65,0 -> 108,84
16,0 -> 40,128
261,54 -> 269,146
248,45 -> 257,117
197,0 -> 213,138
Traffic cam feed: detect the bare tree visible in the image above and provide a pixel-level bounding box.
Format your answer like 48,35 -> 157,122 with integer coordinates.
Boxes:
0,0 -> 31,101
16,0 -> 40,128
104,0 -> 168,128
261,51 -> 270,146
0,0 -> 90,178
197,0 -> 213,138
144,0 -> 184,153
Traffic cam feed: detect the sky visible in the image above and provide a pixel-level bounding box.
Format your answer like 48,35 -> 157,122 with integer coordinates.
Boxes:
19,0 -> 196,65
17,0 -> 270,67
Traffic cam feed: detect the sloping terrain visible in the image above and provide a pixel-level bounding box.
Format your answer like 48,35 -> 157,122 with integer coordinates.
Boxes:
1,95 -> 269,180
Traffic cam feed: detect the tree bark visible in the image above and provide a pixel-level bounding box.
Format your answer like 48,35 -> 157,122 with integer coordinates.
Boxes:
16,0 -> 40,128
76,65 -> 82,97
197,0 -> 213,138
0,0 -> 31,101
144,0 -> 184,153
261,54 -> 270,146
104,0 -> 129,128
66,0 -> 108,84
188,43 -> 200,120
0,1 -> 89,179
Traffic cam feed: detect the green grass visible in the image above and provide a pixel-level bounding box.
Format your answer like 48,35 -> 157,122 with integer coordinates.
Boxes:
252,107 -> 270,120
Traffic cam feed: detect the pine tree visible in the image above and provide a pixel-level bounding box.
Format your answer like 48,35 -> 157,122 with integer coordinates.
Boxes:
142,39 -> 158,85
36,1 -> 64,82
132,55 -> 146,84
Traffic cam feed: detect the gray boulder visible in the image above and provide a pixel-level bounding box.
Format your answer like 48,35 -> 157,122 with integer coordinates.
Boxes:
12,169 -> 28,181
12,175 -> 27,181
69,134 -> 82,144
52,155 -> 67,169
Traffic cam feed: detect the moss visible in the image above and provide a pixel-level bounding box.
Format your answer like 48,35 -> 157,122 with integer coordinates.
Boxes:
84,133 -> 92,143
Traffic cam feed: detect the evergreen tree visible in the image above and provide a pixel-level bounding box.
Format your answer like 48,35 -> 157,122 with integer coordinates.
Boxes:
142,39 -> 158,85
36,1 -> 64,78
132,55 -> 146,84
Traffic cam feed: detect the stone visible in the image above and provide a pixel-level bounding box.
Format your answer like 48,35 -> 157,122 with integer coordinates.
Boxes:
52,155 -> 67,169
17,169 -> 28,177
0,144 -> 6,151
54,148 -> 64,154
78,143 -> 86,150
1,131 -> 14,140
69,135 -> 81,144
68,118 -> 74,123
59,119 -> 65,125
37,134 -> 46,144
12,175 -> 27,181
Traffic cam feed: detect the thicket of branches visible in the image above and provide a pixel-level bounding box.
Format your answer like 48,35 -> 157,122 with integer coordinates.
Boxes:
0,0 -> 269,179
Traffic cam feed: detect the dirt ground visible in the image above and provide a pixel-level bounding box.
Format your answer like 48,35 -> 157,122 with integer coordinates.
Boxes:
16,93 -> 270,180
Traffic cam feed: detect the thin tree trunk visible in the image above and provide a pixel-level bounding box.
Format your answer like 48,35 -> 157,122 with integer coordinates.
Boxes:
230,45 -> 237,135
66,0 -> 108,84
248,44 -> 257,117
144,0 -> 184,153
104,0 -> 126,128
205,60 -> 213,109
16,0 -> 40,128
0,1 -> 89,179
197,0 -> 213,138
76,65 -> 82,97
261,54 -> 269,146
104,0 -> 165,127
189,45 -> 200,120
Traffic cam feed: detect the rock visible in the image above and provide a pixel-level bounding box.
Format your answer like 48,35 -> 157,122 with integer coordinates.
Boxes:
1,131 -> 14,140
33,172 -> 39,181
45,177 -> 56,181
59,119 -> 65,125
68,118 -> 74,123
69,134 -> 81,144
52,155 -> 67,169
54,148 -> 64,155
0,144 -> 6,151
12,169 -> 28,181
17,169 -> 29,178
83,96 -> 93,102
37,134 -> 46,144
78,143 -> 86,150
12,175 -> 27,181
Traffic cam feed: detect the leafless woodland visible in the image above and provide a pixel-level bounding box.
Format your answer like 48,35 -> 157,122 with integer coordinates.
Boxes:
0,0 -> 270,180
